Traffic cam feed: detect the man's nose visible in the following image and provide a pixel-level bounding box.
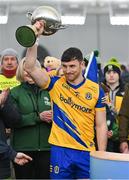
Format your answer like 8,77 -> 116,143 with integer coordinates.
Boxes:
8,59 -> 12,64
110,71 -> 114,76
66,67 -> 71,73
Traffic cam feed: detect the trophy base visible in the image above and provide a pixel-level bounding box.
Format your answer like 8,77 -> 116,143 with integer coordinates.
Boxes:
15,26 -> 37,47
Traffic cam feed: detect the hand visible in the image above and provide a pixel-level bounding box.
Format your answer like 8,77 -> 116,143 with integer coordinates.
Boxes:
107,130 -> 113,138
120,142 -> 129,153
101,94 -> 117,114
39,110 -> 52,123
6,128 -> 11,138
0,89 -> 10,106
34,20 -> 45,36
14,152 -> 32,166
101,93 -> 109,105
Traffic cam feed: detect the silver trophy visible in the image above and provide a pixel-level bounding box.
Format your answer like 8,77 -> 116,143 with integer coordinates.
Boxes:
15,6 -> 66,47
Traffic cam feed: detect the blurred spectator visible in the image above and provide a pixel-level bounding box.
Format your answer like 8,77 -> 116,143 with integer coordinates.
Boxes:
102,57 -> 125,152
0,48 -> 21,145
121,64 -> 129,85
0,89 -> 32,179
119,84 -> 129,153
10,58 -> 52,179
0,48 -> 20,90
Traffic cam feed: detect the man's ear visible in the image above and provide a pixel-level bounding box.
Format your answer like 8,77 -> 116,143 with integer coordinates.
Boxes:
81,60 -> 85,67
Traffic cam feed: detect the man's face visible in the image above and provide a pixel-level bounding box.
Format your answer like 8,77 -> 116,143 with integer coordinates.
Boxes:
1,55 -> 18,70
62,59 -> 83,83
105,71 -> 119,85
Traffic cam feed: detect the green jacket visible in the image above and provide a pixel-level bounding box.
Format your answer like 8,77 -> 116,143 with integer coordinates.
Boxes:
10,82 -> 51,151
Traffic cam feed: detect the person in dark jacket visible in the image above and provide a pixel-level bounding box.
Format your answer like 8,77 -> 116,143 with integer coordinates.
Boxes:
119,84 -> 129,153
10,58 -> 52,179
102,58 -> 125,152
0,89 -> 32,179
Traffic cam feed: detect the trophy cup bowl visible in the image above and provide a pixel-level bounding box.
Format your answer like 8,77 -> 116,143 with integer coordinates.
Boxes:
15,6 -> 66,47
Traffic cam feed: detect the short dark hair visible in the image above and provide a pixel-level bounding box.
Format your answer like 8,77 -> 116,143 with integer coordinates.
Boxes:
61,47 -> 83,62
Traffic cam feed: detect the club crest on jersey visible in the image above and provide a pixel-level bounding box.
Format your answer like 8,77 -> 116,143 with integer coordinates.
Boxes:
85,92 -> 92,100
54,166 -> 59,174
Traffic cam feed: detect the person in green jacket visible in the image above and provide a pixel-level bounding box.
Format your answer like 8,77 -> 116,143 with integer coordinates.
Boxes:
10,57 -> 52,179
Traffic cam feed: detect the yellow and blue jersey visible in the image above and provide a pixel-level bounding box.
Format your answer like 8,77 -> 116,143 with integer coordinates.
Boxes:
43,76 -> 105,151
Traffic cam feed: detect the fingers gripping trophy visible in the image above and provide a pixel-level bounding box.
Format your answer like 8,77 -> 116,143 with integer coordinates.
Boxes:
15,6 -> 66,47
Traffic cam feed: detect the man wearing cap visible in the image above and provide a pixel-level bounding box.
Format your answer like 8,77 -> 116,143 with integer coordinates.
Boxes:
0,48 -> 20,90
0,48 -> 20,178
102,58 -> 125,152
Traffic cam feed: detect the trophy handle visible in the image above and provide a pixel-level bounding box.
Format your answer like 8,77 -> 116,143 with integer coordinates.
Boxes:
49,24 -> 67,30
26,12 -> 32,20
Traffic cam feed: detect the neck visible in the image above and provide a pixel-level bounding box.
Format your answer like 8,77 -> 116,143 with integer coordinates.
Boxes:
68,74 -> 84,85
2,69 -> 16,78
107,81 -> 119,91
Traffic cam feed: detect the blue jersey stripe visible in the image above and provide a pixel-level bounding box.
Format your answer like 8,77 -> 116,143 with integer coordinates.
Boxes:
53,103 -> 88,148
96,87 -> 105,108
47,76 -> 60,91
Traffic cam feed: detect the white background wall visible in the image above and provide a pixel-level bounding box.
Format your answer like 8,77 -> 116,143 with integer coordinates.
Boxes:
0,13 -> 129,66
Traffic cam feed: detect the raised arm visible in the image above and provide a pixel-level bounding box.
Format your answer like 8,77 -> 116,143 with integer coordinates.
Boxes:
24,20 -> 49,88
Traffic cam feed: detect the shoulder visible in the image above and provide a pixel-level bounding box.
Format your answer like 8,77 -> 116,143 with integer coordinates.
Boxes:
46,76 -> 62,91
124,83 -> 129,91
10,84 -> 24,95
86,79 -> 100,93
0,74 -> 7,81
11,84 -> 22,91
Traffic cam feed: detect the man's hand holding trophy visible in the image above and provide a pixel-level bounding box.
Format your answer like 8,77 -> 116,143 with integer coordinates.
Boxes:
34,20 -> 45,37
15,6 -> 66,47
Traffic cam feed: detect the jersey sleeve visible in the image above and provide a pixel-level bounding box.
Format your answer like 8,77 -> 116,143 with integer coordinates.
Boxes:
95,86 -> 106,111
43,76 -> 60,91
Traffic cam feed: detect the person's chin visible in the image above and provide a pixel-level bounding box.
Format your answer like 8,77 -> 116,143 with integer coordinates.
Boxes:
66,74 -> 74,79
28,81 -> 35,84
67,77 -> 75,83
6,68 -> 14,70
109,81 -> 115,84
